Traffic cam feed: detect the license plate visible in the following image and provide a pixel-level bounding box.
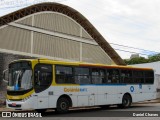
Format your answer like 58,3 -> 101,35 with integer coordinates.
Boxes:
12,103 -> 16,106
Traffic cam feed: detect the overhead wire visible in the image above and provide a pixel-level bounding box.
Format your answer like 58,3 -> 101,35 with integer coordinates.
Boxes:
110,43 -> 160,56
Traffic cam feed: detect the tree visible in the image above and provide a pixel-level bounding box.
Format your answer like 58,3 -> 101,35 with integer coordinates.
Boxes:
148,53 -> 160,62
124,57 -> 148,65
124,54 -> 160,65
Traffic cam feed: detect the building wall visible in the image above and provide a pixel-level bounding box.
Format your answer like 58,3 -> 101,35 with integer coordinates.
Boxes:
0,12 -> 112,64
33,32 -> 80,61
0,11 -> 113,103
0,26 -> 31,53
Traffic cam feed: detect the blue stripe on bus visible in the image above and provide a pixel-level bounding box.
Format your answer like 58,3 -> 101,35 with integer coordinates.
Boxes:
80,84 -> 127,86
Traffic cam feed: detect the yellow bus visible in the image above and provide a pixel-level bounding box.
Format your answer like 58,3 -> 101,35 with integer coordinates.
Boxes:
4,59 -> 156,113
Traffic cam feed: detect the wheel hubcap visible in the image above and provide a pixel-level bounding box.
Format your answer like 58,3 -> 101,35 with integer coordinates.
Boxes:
61,102 -> 67,110
124,98 -> 129,106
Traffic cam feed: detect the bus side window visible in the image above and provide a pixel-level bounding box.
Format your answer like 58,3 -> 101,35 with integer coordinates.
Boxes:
112,69 -> 120,83
91,68 -> 105,84
100,69 -> 106,84
56,66 -> 74,84
120,70 -> 126,83
106,69 -> 112,83
133,70 -> 144,83
91,68 -> 99,84
106,69 -> 119,83
75,67 -> 90,84
120,70 -> 133,83
145,71 -> 154,84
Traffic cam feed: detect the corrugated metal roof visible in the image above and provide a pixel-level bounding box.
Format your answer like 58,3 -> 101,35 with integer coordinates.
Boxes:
0,2 -> 126,65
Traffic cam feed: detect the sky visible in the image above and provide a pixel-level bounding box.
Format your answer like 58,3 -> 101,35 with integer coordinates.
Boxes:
0,0 -> 160,59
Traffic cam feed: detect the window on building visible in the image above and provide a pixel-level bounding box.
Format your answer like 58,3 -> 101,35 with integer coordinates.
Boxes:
75,67 -> 90,84
56,66 -> 74,84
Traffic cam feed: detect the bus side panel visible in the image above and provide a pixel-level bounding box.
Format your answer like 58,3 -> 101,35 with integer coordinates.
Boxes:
97,86 -> 107,105
129,84 -> 156,103
49,86 -> 96,108
136,84 -> 156,102
77,86 -> 97,107
34,88 -> 50,109
52,86 -> 79,107
97,85 -> 121,105
48,86 -> 59,108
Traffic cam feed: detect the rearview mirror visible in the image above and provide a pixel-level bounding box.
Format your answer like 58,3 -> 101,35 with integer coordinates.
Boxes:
3,69 -> 8,83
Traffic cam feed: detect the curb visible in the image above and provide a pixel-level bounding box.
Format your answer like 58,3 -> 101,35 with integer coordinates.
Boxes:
135,99 -> 160,104
0,107 -> 34,113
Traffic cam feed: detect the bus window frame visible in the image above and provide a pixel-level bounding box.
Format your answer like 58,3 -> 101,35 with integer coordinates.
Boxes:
120,69 -> 133,84
91,67 -> 106,84
55,65 -> 75,84
106,68 -> 120,84
54,64 -> 154,85
34,63 -> 53,93
74,66 -> 91,84
132,70 -> 145,84
144,70 -> 154,84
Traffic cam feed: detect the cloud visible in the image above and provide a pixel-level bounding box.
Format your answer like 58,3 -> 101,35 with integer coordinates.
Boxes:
63,0 -> 160,59
1,0 -> 160,59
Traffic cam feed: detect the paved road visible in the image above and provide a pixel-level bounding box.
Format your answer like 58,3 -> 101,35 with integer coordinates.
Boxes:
1,103 -> 160,120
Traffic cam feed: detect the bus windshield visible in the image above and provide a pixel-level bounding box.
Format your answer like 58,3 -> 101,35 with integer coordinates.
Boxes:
8,61 -> 32,91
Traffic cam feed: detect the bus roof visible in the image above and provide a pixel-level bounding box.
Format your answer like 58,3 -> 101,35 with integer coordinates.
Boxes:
10,58 -> 153,71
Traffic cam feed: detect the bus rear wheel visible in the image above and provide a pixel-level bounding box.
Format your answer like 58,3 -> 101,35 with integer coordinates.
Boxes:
56,97 -> 70,113
118,94 -> 132,108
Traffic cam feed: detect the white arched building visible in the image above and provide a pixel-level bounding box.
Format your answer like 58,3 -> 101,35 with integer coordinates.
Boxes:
0,3 -> 125,101
0,2 -> 125,65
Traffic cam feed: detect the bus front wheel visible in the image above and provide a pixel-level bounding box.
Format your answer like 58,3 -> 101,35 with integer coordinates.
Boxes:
56,97 -> 69,113
118,94 -> 132,108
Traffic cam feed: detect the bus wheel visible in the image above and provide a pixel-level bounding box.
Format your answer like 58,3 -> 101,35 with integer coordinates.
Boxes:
36,109 -> 47,113
118,94 -> 132,108
56,97 -> 69,113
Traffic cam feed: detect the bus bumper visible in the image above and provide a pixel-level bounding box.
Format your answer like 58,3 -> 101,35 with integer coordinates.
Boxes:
6,98 -> 34,110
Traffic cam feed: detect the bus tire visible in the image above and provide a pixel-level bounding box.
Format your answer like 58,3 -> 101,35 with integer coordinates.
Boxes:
35,109 -> 47,113
56,97 -> 70,113
118,94 -> 132,108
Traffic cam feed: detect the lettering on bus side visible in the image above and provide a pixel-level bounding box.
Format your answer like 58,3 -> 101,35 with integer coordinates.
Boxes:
64,88 -> 87,92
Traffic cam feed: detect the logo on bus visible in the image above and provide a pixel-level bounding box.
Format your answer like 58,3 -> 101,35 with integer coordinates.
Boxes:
64,88 -> 87,92
130,86 -> 134,92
